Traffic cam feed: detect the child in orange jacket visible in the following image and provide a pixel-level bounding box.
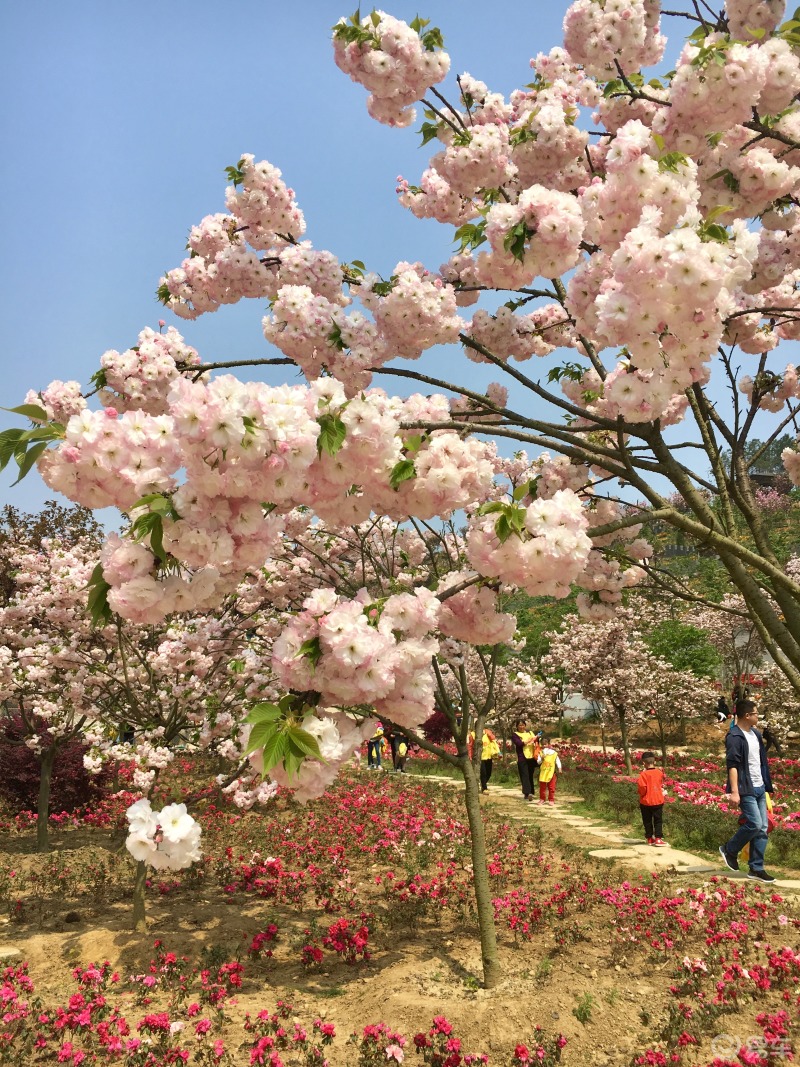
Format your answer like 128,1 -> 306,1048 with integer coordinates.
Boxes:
638,751 -> 667,847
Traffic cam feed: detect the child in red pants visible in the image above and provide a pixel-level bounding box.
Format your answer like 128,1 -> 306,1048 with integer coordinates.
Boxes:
537,740 -> 562,803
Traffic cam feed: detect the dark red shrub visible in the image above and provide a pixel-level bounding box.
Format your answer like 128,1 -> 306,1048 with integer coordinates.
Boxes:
421,709 -> 453,746
0,716 -> 114,814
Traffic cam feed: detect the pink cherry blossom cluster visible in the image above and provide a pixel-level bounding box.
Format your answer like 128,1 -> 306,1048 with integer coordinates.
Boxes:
23,379 -> 86,424
698,127 -> 800,223
430,124 -> 517,197
97,325 -> 204,416
272,586 -> 440,731
509,51 -> 596,192
580,120 -> 699,252
255,710 -> 374,804
562,0 -> 665,79
653,37 -> 784,154
159,155 -> 309,320
726,0 -> 787,42
569,211 -> 758,422
360,261 -> 464,360
397,168 -> 475,226
449,381 -> 508,424
224,154 -> 305,248
332,11 -> 450,128
477,184 -> 584,287
467,488 -> 592,598
739,364 -> 798,411
125,798 -> 202,871
466,303 -> 573,363
435,571 -> 517,645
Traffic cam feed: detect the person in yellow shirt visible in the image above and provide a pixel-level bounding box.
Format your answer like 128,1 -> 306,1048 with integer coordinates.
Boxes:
367,725 -> 384,770
512,719 -> 537,801
468,726 -> 501,793
537,738 -> 562,804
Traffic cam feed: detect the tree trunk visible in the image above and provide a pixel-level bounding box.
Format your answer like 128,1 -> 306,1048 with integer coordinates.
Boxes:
617,707 -> 632,775
657,717 -> 667,767
132,860 -> 147,932
36,746 -> 56,853
459,757 -> 502,989
600,715 -> 607,755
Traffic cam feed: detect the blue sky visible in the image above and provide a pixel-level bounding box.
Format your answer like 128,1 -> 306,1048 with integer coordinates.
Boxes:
0,1 -> 750,518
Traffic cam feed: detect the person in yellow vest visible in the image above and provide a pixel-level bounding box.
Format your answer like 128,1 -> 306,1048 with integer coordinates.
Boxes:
367,725 -> 384,770
512,719 -> 538,801
537,738 -> 562,804
468,726 -> 502,793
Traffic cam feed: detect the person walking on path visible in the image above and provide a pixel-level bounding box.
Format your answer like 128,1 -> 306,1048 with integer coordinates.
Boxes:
511,719 -> 538,801
762,722 -> 783,756
468,726 -> 501,793
537,738 -> 562,804
637,751 -> 667,846
719,700 -> 776,883
367,726 -> 384,770
715,696 -> 730,730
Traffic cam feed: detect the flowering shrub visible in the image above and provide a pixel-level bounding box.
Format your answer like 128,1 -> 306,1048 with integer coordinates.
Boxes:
0,716 -> 114,814
350,1023 -> 408,1066
511,1028 -> 567,1067
321,915 -> 371,964
247,925 -> 279,960
413,1016 -> 488,1066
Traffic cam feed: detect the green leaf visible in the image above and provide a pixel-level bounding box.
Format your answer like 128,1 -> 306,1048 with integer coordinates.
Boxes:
503,220 -> 531,262
297,636 -> 323,668
257,729 -> 289,772
419,120 -> 441,146
705,204 -> 733,224
245,721 -> 279,756
224,159 -> 247,187
282,748 -> 303,780
317,411 -> 347,456
131,493 -> 174,515
495,514 -> 513,543
2,404 -> 48,422
12,441 -> 48,485
0,429 -> 25,471
699,222 -> 730,244
156,282 -> 171,305
476,501 -> 508,516
658,151 -> 688,174
402,434 -> 426,454
286,726 -> 324,761
246,702 -> 283,725
89,368 -> 108,390
149,515 -> 166,564
453,221 -> 487,254
86,564 -> 112,628
602,78 -> 625,98
327,322 -> 345,351
389,458 -> 416,490
420,26 -> 443,50
512,481 -> 530,502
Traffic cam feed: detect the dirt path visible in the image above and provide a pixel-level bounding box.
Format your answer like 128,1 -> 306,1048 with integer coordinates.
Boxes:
412,773 -> 800,892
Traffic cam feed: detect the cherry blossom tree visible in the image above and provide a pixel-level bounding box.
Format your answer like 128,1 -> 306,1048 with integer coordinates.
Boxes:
542,607 -> 715,769
5,0 -> 800,981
